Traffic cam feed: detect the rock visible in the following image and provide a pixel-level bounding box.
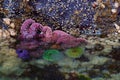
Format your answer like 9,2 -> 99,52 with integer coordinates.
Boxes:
3,18 -> 11,25
94,43 -> 104,51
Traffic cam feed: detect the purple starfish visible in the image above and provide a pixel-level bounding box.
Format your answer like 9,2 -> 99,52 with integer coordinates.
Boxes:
19,19 -> 87,50
20,19 -> 43,40
16,39 -> 40,50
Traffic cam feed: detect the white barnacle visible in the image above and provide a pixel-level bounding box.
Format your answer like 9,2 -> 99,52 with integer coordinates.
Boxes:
114,23 -> 120,30
3,18 -> 11,25
8,29 -> 16,36
99,3 -> 105,8
114,2 -> 119,8
10,23 -> 15,29
114,23 -> 120,33
111,8 -> 117,13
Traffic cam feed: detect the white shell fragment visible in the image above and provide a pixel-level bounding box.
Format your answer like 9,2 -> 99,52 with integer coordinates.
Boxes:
100,3 -> 105,8
3,18 -> 11,25
111,9 -> 117,13
10,23 -> 15,29
8,29 -> 16,36
114,23 -> 120,33
114,23 -> 120,30
114,2 -> 119,8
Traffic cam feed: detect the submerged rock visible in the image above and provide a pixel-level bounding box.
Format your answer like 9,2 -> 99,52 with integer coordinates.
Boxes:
29,0 -> 96,35
109,47 -> 120,61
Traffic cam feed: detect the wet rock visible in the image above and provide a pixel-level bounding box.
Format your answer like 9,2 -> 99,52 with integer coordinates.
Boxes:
93,61 -> 120,74
88,70 -> 103,78
99,33 -> 108,38
109,47 -> 120,61
118,39 -> 120,43
2,0 -> 22,17
107,62 -> 120,74
29,0 -> 95,34
76,55 -> 89,62
94,43 -> 104,51
0,12 -> 5,18
21,65 -> 65,80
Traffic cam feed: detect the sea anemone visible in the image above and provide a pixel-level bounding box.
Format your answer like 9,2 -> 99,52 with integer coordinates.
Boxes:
64,46 -> 84,58
16,49 -> 30,60
43,49 -> 64,62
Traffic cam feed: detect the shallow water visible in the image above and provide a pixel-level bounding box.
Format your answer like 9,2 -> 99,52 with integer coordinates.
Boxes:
0,0 -> 120,80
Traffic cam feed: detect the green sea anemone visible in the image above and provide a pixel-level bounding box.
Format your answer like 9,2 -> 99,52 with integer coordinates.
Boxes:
43,49 -> 64,62
65,46 -> 84,58
78,75 -> 91,80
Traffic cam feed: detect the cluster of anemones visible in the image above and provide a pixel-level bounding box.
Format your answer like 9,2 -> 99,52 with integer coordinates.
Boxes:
16,19 -> 87,60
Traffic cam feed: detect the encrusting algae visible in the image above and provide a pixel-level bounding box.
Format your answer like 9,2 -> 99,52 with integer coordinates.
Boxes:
0,46 -> 26,76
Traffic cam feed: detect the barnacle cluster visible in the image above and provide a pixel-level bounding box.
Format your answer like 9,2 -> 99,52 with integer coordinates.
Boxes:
93,0 -> 120,34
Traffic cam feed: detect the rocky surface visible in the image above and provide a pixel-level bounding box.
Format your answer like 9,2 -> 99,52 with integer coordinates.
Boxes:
0,0 -> 120,80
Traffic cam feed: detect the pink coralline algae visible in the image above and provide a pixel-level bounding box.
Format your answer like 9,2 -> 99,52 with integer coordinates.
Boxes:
19,19 -> 87,49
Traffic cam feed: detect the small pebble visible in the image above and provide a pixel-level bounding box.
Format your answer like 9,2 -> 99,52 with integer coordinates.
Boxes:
3,18 -> 11,25
10,23 -> 15,29
118,30 -> 120,33
114,23 -> 120,30
100,3 -> 105,8
114,2 -> 119,8
8,29 -> 16,36
111,9 -> 117,13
